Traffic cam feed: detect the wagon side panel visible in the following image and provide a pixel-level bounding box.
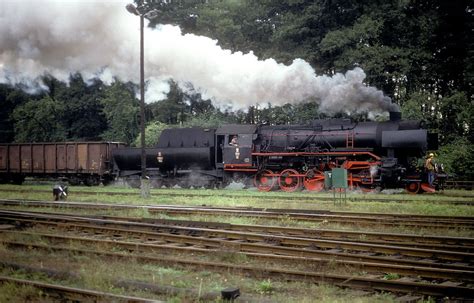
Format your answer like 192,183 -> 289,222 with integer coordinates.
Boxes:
20,145 -> 32,172
32,145 -> 45,173
88,143 -> 102,173
8,145 -> 20,173
44,144 -> 56,173
0,145 -> 7,172
66,144 -> 76,171
56,144 -> 67,171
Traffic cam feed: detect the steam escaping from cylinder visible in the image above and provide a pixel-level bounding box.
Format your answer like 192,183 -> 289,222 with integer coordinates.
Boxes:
0,0 -> 398,115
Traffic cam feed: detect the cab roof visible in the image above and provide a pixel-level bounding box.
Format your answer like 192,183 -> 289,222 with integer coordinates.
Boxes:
215,124 -> 257,135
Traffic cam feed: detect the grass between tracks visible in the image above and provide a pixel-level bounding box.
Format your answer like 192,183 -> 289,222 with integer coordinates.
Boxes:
1,204 -> 473,238
1,184 -> 473,213
0,184 -> 471,302
1,184 -> 473,237
0,232 -> 402,303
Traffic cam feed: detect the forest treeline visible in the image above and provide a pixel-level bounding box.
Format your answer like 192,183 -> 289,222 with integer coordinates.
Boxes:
0,0 -> 472,179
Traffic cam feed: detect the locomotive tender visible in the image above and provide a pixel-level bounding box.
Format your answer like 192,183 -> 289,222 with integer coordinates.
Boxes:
113,111 -> 440,193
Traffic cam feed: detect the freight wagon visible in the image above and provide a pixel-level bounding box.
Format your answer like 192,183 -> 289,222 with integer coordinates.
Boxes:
0,142 -> 124,185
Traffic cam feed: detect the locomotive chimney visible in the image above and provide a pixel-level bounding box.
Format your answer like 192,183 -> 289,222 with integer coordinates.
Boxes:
389,111 -> 402,121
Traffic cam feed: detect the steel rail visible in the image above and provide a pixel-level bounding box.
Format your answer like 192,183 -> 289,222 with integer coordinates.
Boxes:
1,210 -> 473,265
0,276 -> 161,302
3,207 -> 473,251
0,261 -> 244,303
1,188 -> 473,204
148,208 -> 474,229
3,197 -> 473,221
2,240 -> 473,299
0,199 -> 472,229
2,230 -> 473,282
4,218 -> 472,271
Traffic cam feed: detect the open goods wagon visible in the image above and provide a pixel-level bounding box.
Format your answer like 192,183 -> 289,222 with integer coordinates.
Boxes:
0,142 -> 124,185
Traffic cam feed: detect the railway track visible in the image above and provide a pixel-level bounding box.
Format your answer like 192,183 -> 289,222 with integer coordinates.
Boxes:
2,187 -> 473,205
1,209 -> 473,264
0,209 -> 473,299
0,261 -> 245,303
445,180 -> 474,190
1,206 -> 474,251
0,276 -> 160,302
1,198 -> 473,230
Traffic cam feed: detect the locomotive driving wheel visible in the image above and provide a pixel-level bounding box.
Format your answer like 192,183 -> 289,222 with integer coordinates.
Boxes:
253,169 -> 276,192
303,169 -> 325,192
406,181 -> 420,194
278,169 -> 301,192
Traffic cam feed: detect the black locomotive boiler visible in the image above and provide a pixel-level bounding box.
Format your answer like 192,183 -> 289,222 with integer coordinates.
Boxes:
112,111 -> 442,193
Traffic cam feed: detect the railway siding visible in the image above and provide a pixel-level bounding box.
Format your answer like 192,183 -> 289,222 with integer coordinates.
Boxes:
0,190 -> 473,301
1,209 -> 474,299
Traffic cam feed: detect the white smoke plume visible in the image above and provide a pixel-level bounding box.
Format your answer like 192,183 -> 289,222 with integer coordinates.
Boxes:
0,0 -> 398,114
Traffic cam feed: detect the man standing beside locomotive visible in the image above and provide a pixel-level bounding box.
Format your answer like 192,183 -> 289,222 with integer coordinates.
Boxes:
425,153 -> 436,187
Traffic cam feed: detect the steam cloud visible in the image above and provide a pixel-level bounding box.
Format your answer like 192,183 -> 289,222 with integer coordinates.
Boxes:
0,0 -> 398,114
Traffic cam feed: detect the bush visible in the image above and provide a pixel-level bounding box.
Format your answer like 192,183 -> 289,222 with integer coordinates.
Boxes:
133,121 -> 171,147
436,137 -> 474,180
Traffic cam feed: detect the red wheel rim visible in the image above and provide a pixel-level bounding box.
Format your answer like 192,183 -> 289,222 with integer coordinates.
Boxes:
278,169 -> 301,192
303,169 -> 325,192
406,182 -> 420,194
253,169 -> 275,192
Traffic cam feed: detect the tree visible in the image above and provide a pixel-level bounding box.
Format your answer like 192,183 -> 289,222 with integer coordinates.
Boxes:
45,75 -> 107,140
438,91 -> 473,144
148,81 -> 188,124
100,82 -> 140,145
66,76 -> 107,140
12,95 -> 66,142
401,91 -> 435,121
0,84 -> 32,142
437,137 -> 474,180
182,108 -> 238,128
133,121 -> 170,147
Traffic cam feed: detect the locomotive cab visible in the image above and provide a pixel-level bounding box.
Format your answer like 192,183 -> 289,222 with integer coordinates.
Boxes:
215,125 -> 257,169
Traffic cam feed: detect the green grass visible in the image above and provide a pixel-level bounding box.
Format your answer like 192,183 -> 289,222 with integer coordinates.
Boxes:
2,184 -> 473,215
0,183 -> 472,301
3,202 -> 473,237
382,273 -> 401,280
3,182 -> 473,198
1,182 -> 473,238
0,282 -> 42,303
0,240 -> 404,302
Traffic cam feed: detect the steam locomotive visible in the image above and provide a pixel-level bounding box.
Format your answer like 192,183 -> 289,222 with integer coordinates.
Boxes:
113,111 -> 443,194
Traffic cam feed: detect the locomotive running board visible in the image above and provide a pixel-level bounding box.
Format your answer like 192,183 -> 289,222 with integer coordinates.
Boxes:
251,151 -> 381,160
